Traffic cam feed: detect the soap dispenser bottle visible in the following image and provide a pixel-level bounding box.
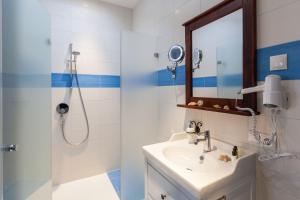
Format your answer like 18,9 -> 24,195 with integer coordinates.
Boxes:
232,146 -> 239,159
186,121 -> 197,144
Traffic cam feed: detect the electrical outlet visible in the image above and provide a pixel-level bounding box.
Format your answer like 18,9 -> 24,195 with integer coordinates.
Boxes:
270,54 -> 288,71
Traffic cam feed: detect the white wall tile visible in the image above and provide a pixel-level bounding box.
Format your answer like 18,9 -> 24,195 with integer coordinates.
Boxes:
52,87 -> 121,184
44,0 -> 132,75
257,0 -> 299,15
257,1 -> 300,48
200,0 -> 223,12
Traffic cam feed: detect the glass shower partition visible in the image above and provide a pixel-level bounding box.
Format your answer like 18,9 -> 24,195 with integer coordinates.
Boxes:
121,30 -> 159,200
2,0 -> 52,199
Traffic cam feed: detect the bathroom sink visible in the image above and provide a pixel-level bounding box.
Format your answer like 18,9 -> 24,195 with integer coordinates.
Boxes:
162,146 -> 218,173
143,133 -> 256,199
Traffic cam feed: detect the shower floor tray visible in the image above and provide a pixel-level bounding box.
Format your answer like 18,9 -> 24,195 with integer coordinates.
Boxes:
52,173 -> 120,200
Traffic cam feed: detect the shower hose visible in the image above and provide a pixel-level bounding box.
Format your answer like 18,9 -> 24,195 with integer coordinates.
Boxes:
60,61 -> 90,146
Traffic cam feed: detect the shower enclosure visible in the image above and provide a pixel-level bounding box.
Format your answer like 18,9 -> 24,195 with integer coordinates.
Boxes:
0,1 -> 159,200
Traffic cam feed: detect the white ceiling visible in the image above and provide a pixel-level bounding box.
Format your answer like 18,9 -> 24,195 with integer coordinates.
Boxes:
100,0 -> 140,9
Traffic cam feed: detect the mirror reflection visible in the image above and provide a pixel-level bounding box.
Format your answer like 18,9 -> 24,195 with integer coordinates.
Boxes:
192,9 -> 243,99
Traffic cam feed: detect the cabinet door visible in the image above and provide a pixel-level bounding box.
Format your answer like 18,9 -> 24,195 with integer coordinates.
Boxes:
147,166 -> 189,200
209,179 -> 254,200
226,180 -> 253,200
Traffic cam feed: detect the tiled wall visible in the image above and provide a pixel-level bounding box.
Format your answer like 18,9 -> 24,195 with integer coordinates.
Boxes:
40,0 -> 132,185
133,0 -> 300,200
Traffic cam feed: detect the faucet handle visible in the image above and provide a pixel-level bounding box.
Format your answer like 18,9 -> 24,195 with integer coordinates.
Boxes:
187,121 -> 203,134
196,121 -> 203,127
194,121 -> 203,134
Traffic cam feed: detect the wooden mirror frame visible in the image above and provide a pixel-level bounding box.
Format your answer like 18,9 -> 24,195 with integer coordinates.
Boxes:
179,0 -> 257,116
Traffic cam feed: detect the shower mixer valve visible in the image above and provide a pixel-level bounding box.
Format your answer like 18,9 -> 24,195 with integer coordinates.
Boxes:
56,103 -> 69,116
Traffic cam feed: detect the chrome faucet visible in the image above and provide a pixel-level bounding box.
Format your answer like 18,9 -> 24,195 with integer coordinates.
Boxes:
187,121 -> 215,153
202,130 -> 213,153
193,130 -> 214,152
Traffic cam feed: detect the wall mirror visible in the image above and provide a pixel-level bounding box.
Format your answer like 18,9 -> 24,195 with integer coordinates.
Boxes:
181,0 -> 257,116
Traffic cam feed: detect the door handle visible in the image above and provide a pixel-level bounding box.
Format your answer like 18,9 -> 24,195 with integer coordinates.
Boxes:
1,144 -> 18,152
217,195 -> 226,200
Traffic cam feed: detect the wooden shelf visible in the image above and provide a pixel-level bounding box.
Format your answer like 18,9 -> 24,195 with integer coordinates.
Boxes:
177,104 -> 259,116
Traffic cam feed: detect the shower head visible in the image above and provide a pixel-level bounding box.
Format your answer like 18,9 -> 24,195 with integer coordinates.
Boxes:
72,51 -> 80,56
72,51 -> 80,62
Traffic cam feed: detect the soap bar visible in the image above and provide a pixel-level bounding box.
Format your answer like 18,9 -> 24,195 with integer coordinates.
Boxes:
188,102 -> 198,106
213,104 -> 221,109
219,154 -> 232,162
223,105 -> 230,110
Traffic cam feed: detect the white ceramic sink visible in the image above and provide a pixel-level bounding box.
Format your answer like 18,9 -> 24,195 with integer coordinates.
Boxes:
143,133 -> 256,199
162,146 -> 218,173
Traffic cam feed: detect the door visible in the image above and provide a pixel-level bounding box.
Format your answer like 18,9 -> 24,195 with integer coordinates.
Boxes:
1,0 -> 52,199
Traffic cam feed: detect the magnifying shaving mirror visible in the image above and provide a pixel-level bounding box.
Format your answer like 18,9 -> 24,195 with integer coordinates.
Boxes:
167,44 -> 185,79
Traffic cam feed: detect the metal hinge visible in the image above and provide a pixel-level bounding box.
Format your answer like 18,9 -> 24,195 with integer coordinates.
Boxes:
0,144 -> 18,152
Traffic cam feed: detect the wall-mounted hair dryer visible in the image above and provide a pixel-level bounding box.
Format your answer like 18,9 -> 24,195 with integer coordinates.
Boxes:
239,75 -> 285,108
237,74 -> 293,162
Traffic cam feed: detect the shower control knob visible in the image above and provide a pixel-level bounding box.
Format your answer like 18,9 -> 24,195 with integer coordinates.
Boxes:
161,194 -> 167,199
57,103 -> 69,115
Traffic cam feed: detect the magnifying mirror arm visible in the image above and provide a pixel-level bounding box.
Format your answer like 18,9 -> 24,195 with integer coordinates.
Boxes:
167,63 -> 178,79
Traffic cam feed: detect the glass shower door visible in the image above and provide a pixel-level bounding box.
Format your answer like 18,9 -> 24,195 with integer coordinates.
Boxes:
121,31 -> 158,200
1,0 -> 52,199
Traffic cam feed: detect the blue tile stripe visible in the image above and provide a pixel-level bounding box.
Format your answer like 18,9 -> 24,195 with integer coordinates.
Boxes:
193,76 -> 217,87
51,73 -> 120,88
157,65 -> 185,86
158,40 -> 300,86
257,40 -> 300,81
157,67 -> 241,87
107,170 -> 121,198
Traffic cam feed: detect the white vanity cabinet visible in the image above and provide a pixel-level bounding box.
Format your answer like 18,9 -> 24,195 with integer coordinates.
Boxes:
143,134 -> 256,200
145,163 -> 255,200
146,164 -> 190,200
